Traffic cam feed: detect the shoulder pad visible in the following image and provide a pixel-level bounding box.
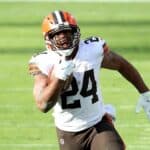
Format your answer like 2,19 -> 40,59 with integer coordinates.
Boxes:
32,51 -> 48,58
84,36 -> 105,45
84,36 -> 99,44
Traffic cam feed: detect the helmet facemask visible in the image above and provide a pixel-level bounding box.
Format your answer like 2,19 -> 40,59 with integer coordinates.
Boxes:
45,26 -> 80,57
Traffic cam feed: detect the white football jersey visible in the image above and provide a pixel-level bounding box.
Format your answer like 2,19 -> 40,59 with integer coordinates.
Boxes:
29,37 -> 107,132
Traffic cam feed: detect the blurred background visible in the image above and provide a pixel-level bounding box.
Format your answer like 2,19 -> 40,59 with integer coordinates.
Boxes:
0,0 -> 150,150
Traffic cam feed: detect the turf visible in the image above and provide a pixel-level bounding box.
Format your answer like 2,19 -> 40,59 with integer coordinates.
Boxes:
0,1 -> 150,150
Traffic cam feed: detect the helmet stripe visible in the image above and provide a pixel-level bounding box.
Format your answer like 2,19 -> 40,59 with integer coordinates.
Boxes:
54,11 -> 63,24
52,12 -> 58,24
59,11 -> 65,22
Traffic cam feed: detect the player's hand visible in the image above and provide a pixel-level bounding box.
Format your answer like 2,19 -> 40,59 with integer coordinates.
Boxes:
136,91 -> 150,120
54,59 -> 75,81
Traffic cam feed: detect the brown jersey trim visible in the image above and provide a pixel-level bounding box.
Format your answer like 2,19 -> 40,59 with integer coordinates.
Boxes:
103,43 -> 110,54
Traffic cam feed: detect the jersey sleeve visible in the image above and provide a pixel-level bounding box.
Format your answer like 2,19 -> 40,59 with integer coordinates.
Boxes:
98,37 -> 109,55
98,37 -> 106,47
28,52 -> 53,76
28,62 -> 42,76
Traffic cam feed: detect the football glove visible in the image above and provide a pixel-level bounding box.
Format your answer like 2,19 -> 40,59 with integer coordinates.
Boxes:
54,59 -> 75,81
136,91 -> 150,120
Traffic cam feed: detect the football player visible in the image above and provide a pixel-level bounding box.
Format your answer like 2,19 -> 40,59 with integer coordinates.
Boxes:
28,10 -> 150,150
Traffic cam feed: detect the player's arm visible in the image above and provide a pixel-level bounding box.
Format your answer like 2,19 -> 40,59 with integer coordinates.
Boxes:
101,44 -> 150,120
29,57 -> 75,113
33,71 -> 65,113
101,44 -> 149,93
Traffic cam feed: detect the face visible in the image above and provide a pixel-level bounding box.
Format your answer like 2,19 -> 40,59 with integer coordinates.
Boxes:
50,30 -> 73,50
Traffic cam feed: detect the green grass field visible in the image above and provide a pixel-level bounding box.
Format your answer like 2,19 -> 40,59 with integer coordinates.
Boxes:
0,1 -> 150,150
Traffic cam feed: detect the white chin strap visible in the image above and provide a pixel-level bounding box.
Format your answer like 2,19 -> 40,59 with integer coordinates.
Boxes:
45,40 -> 74,57
55,48 -> 74,57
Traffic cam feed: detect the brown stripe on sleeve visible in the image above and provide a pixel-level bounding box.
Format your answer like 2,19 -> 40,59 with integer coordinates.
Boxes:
28,63 -> 42,76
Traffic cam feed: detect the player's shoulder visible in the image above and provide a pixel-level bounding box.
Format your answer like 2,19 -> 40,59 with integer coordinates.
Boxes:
28,51 -> 47,75
81,36 -> 105,46
28,50 -> 59,76
29,50 -> 56,65
79,36 -> 106,56
33,50 -> 48,57
29,50 -> 48,61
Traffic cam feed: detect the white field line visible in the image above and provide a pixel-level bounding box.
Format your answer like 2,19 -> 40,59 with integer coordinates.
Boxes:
117,123 -> 150,128
0,0 -> 150,2
0,144 -> 149,149
139,137 -> 150,140
0,121 -> 149,128
0,87 -> 32,92
0,122 -> 55,128
0,143 -> 58,148
128,145 -> 150,149
0,60 -> 149,65
0,104 -> 134,107
144,128 -> 150,131
0,104 -> 28,108
118,105 -> 134,109
0,87 -> 134,92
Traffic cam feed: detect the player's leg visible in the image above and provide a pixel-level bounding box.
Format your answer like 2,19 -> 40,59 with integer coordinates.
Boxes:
91,131 -> 125,150
56,127 -> 89,150
90,116 -> 125,150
